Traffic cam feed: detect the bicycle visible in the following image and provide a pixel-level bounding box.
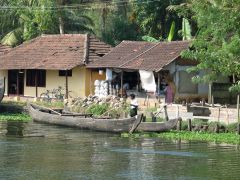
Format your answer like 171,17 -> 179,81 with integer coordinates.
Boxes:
40,90 -> 52,103
40,86 -> 65,102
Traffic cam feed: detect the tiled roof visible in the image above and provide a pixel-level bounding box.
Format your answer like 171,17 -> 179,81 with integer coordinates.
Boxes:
0,44 -> 11,55
87,40 -> 190,72
0,34 -> 111,70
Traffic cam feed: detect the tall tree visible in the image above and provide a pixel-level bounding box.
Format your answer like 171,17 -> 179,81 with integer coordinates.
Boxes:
0,0 -> 94,46
131,0 -> 185,40
181,0 -> 240,88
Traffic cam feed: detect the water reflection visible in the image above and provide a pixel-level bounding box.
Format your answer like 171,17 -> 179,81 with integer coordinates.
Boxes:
0,121 -> 240,179
5,121 -> 25,136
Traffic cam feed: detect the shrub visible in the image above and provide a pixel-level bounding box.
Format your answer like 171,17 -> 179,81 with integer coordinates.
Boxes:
86,103 -> 109,116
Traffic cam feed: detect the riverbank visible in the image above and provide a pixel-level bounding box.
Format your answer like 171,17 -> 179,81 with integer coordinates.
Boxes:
122,131 -> 240,145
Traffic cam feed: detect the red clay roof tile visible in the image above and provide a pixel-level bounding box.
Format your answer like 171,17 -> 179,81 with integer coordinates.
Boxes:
0,34 -> 111,70
87,40 -> 190,72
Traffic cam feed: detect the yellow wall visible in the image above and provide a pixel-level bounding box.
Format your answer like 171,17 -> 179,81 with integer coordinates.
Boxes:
85,69 -> 106,96
1,68 -> 107,98
0,70 -> 8,95
23,67 -> 86,98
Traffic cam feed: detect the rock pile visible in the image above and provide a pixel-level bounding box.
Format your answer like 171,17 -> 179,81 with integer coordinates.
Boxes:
65,95 -> 127,113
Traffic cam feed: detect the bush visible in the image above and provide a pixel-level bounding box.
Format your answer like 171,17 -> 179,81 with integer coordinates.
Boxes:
226,123 -> 238,133
86,103 -> 109,116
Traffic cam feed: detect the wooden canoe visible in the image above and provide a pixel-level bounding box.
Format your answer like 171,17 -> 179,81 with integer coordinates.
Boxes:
0,77 -> 5,103
135,118 -> 180,132
28,103 -> 143,133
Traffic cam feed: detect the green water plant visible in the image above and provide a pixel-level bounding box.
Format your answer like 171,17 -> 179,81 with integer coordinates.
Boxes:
122,131 -> 240,145
0,113 -> 31,121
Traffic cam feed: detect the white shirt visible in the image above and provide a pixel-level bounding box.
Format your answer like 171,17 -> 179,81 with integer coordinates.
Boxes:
130,99 -> 138,109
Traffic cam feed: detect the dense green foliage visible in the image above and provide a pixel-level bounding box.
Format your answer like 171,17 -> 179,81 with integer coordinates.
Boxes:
0,0 -> 188,46
180,0 -> 240,89
1,0 -> 240,91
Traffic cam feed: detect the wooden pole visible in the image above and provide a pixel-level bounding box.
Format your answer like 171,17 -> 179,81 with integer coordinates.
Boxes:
3,77 -> 5,95
237,94 -> 240,135
218,107 -> 221,122
208,82 -> 212,104
120,70 -> 123,98
35,70 -> 38,97
16,70 -> 19,96
188,119 -> 192,131
177,118 -> 182,131
157,72 -> 160,94
151,112 -> 156,122
142,115 -> 146,122
90,70 -> 93,95
163,105 -> 169,121
176,105 -> 179,118
65,70 -> 68,99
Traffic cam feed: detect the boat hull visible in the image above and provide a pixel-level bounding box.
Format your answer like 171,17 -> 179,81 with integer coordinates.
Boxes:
136,119 -> 179,132
28,103 -> 141,133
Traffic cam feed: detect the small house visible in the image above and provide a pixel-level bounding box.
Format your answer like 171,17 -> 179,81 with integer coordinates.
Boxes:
0,34 -> 111,99
87,40 -> 209,102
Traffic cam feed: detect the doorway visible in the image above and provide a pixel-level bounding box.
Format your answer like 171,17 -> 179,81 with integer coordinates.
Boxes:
8,70 -> 24,95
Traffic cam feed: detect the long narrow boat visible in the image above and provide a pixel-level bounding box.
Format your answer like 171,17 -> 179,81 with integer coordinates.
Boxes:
0,77 -> 5,103
28,103 -> 142,133
136,118 -> 180,132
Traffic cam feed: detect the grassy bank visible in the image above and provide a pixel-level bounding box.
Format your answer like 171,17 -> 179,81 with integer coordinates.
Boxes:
121,131 -> 240,145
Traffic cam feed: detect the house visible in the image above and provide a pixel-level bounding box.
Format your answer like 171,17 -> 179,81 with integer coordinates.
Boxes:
87,40 -> 209,102
0,34 -> 111,98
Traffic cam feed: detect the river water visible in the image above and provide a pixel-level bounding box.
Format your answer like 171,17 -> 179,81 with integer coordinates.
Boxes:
0,121 -> 240,180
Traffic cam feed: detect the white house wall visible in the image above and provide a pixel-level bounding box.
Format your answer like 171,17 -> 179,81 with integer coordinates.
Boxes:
0,70 -> 8,95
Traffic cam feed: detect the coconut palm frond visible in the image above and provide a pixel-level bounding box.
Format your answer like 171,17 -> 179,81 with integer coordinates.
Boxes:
1,28 -> 23,46
142,35 -> 159,42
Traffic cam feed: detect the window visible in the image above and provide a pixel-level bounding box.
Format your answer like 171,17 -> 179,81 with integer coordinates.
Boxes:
59,70 -> 72,77
26,70 -> 46,87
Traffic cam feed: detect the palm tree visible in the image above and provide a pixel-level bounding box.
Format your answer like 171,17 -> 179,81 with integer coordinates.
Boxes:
0,0 -> 94,46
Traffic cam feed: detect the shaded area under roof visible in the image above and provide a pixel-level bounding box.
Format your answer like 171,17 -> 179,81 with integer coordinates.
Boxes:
87,40 -> 190,72
0,34 -> 111,70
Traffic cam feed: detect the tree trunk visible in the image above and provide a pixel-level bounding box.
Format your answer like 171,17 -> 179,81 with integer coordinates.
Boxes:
59,17 -> 64,34
57,0 -> 65,34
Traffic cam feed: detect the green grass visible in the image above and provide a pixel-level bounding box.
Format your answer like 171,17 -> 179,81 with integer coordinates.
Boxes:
0,113 -> 31,121
35,101 -> 64,109
1,101 -> 27,106
121,131 -> 240,145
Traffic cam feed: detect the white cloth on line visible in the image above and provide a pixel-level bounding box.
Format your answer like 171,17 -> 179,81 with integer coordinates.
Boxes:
139,70 -> 156,92
106,69 -> 113,81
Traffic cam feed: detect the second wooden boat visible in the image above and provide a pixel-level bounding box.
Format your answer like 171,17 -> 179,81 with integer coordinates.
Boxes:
28,103 -> 142,133
135,118 -> 180,132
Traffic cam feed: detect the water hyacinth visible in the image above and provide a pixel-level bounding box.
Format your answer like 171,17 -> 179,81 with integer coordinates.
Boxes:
122,131 -> 240,145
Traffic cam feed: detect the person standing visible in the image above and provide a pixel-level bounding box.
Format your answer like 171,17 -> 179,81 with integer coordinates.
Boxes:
165,77 -> 176,104
129,94 -> 138,117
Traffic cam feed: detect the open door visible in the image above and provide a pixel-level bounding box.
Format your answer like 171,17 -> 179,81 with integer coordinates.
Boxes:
8,70 -> 24,95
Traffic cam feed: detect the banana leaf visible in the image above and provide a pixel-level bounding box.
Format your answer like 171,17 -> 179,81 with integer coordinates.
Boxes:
167,21 -> 175,42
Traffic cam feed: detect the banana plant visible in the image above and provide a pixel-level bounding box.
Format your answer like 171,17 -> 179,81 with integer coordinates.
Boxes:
182,17 -> 191,40
167,21 -> 175,41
